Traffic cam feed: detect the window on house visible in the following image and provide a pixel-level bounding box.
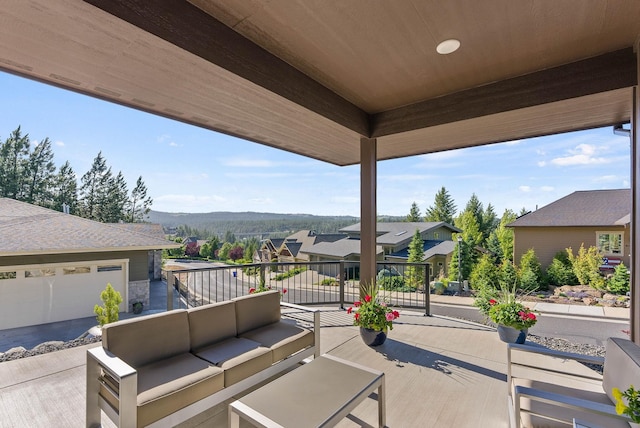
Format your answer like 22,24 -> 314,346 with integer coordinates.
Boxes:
0,271 -> 16,280
98,265 -> 123,272
25,269 -> 55,278
63,266 -> 90,275
597,232 -> 623,255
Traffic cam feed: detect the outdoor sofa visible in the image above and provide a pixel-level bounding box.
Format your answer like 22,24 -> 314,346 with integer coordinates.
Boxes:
86,290 -> 320,428
507,337 -> 639,427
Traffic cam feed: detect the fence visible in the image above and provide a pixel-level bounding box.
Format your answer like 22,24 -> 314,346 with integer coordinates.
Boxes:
164,260 -> 431,315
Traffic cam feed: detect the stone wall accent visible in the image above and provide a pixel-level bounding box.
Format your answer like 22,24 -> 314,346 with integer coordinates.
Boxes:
128,279 -> 150,312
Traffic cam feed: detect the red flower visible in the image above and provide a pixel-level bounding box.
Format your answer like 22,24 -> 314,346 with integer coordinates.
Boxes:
347,307 -> 353,314
392,310 -> 400,319
364,295 -> 372,302
282,288 -> 287,294
354,301 -> 361,307
355,313 -> 360,321
489,299 -> 497,305
249,288 -> 256,294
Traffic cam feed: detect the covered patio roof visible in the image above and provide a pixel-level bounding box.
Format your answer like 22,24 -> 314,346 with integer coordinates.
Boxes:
0,0 -> 638,340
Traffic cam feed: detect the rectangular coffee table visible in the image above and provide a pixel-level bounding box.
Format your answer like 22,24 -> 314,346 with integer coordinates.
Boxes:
229,354 -> 385,428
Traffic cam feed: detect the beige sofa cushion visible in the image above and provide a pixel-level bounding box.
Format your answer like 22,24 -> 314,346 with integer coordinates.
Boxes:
136,353 -> 224,428
188,300 -> 237,350
603,337 -> 640,403
233,290 -> 281,335
241,321 -> 314,362
195,337 -> 272,387
102,310 -> 190,367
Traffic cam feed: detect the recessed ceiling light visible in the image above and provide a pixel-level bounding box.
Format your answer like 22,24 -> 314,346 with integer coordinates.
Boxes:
436,39 -> 460,55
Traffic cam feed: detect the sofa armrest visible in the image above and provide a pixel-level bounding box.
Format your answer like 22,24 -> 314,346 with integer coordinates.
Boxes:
280,302 -> 321,358
507,343 -> 604,387
86,346 -> 138,428
513,385 -> 632,426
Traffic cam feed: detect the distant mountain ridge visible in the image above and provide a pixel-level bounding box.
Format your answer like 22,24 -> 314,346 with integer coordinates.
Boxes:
146,210 -> 364,237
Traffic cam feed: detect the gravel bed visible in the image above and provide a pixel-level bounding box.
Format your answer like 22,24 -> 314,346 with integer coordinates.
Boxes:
526,334 -> 606,373
0,336 -> 101,363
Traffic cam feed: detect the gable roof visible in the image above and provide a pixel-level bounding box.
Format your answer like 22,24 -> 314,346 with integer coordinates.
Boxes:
0,198 -> 180,256
302,238 -> 383,259
389,240 -> 457,260
508,189 -> 630,227
340,222 -> 460,246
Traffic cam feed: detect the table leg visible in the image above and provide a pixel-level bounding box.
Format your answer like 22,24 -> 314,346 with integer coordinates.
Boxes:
229,405 -> 240,428
378,375 -> 386,428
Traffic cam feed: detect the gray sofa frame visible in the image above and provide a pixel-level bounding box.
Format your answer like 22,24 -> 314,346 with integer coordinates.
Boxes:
86,292 -> 320,428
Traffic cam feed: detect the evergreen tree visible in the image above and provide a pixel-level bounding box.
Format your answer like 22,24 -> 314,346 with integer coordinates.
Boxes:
52,161 -> 78,214
97,170 -> 128,223
481,203 -> 499,242
127,176 -> 153,222
424,186 -> 457,224
489,209 -> 517,262
0,126 -> 30,199
470,253 -> 499,291
405,228 -> 425,289
406,202 -> 422,222
24,138 -> 56,206
79,152 -> 109,220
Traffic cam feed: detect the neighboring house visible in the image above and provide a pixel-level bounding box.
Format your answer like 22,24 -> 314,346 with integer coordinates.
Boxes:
112,223 -> 166,280
303,222 -> 461,280
508,189 -> 631,269
0,198 -> 180,330
256,231 -> 346,263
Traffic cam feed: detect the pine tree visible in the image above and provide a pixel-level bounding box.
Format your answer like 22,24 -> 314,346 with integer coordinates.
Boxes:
127,176 -> 153,222
52,161 -> 78,214
405,228 -> 425,289
406,202 -> 422,222
24,138 -> 56,206
79,152 -> 109,220
98,171 -> 129,223
424,186 -> 457,224
0,126 -> 30,199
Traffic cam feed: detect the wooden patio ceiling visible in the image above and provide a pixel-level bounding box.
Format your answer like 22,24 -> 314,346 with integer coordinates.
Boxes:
0,0 -> 639,166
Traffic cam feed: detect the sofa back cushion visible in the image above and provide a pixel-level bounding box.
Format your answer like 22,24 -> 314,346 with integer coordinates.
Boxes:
188,301 -> 237,351
603,337 -> 640,402
102,309 -> 190,367
234,290 -> 281,335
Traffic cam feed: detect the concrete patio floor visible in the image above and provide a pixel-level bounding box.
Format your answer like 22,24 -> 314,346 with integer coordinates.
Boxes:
0,308 -> 597,428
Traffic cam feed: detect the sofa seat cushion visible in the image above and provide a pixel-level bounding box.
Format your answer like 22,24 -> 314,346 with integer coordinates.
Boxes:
240,320 -> 314,363
195,337 -> 272,387
512,378 -> 629,428
136,353 -> 224,427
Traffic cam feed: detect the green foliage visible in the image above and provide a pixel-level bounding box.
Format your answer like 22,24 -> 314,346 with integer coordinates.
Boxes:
469,253 -> 499,291
519,249 -> 544,291
498,260 -> 519,290
218,242 -> 232,260
127,176 -> 153,222
488,301 -> 537,329
424,186 -> 456,224
405,201 -> 422,222
546,251 -> 578,286
567,245 -> 605,289
347,283 -> 400,331
495,209 -> 517,262
613,385 -> 640,423
320,278 -> 339,286
405,229 -> 425,289
273,266 -> 306,281
380,275 -> 414,291
94,283 -> 123,326
608,263 -> 630,294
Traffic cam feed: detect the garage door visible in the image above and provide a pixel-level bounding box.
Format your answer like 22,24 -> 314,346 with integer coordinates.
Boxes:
0,259 -> 128,330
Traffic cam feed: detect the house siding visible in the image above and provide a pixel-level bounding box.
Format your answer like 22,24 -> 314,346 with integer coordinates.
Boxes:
0,250 -> 150,281
513,226 -> 630,268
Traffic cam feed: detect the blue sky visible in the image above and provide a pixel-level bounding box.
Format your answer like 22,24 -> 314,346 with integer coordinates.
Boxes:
0,71 -> 631,218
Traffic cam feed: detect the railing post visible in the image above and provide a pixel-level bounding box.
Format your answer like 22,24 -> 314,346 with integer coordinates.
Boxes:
339,260 -> 345,309
424,263 -> 431,316
166,270 -> 174,311
260,263 -> 266,287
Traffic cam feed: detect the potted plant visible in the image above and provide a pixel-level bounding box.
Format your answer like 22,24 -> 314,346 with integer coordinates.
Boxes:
347,282 -> 400,346
474,283 -> 537,344
132,301 -> 144,314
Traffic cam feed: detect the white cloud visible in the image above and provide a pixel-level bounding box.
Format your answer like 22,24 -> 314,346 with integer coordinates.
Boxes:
537,161 -> 546,167
55,140 -> 65,147
550,143 -> 609,166
540,186 -> 554,192
169,141 -> 179,147
519,186 -> 531,192
593,175 -> 618,183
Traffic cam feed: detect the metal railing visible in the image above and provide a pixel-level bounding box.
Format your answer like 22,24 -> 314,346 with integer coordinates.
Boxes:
165,260 -> 431,315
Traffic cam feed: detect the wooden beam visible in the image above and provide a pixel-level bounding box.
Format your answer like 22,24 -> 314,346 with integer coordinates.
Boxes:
84,0 -> 370,137
372,49 -> 637,138
360,137 -> 377,296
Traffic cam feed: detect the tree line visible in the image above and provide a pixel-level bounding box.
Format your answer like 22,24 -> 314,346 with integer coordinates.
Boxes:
0,126 -> 152,223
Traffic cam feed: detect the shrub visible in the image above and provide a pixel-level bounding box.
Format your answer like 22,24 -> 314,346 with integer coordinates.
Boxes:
608,263 -> 630,295
273,266 -> 306,281
470,254 -> 499,291
499,260 -> 519,290
546,251 -> 578,286
567,245 -> 605,289
519,249 -> 544,291
320,278 -> 339,286
379,275 -> 415,292
94,283 -> 122,326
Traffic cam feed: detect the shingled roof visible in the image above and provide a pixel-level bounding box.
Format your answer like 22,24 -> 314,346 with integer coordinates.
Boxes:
339,222 -> 460,246
0,198 -> 180,256
508,189 -> 630,227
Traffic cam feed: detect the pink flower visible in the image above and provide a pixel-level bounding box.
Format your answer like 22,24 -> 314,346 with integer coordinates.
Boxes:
364,295 -> 372,303
386,313 -> 395,322
347,307 -> 353,314
249,288 -> 256,294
